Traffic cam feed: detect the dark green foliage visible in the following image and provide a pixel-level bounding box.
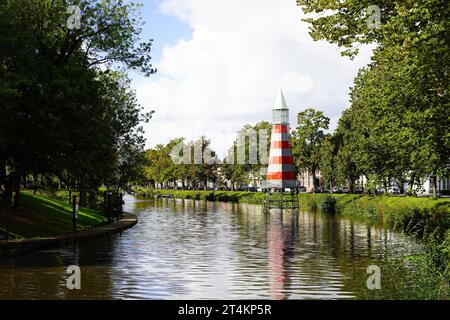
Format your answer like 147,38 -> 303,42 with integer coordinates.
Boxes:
294,0 -> 450,197
318,195 -> 336,213
291,109 -> 330,190
0,0 -> 154,209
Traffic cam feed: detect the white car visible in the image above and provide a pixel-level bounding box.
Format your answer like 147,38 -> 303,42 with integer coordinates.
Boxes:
332,187 -> 343,194
388,187 -> 401,195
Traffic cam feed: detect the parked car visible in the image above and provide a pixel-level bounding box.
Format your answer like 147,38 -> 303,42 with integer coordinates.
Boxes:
332,187 -> 343,194
388,187 -> 401,195
314,187 -> 330,194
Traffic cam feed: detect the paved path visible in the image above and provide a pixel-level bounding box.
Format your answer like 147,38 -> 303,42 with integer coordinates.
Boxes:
0,213 -> 137,253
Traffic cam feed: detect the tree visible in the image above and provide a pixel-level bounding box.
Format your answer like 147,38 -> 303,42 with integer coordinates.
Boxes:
332,109 -> 364,193
292,109 -> 330,190
297,0 -> 450,196
0,0 -> 155,207
222,121 -> 271,189
296,0 -> 448,58
144,141 -> 180,189
320,134 -> 338,191
189,137 -> 218,190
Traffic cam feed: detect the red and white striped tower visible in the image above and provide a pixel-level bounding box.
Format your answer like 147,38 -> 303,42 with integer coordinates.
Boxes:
266,90 -> 297,189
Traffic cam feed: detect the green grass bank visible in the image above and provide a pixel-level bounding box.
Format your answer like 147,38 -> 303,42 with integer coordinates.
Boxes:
0,191 -> 107,239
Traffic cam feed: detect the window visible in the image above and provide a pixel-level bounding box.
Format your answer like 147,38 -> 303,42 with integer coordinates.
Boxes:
281,110 -> 289,123
273,109 -> 289,123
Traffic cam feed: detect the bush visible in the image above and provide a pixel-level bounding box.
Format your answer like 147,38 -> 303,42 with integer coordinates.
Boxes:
365,205 -> 377,221
318,195 -> 336,212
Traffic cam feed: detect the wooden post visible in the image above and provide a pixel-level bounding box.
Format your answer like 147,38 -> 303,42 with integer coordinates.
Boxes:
119,192 -> 123,220
103,192 -> 107,214
72,195 -> 78,232
107,193 -> 112,224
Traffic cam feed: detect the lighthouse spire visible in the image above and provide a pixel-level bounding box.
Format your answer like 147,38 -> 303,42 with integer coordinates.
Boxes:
273,89 -> 288,110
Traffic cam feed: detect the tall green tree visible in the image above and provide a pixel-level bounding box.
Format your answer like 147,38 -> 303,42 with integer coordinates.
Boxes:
222,121 -> 271,189
320,134 -> 338,191
292,109 -> 330,190
297,0 -> 450,196
0,0 -> 155,207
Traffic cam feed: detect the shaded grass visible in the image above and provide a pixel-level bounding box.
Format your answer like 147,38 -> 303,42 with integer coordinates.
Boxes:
33,189 -> 105,210
0,192 -> 107,239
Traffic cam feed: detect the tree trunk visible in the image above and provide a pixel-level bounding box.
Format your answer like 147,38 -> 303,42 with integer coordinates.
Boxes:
79,181 -> 87,207
4,174 -> 12,207
12,171 -> 20,209
408,174 -> 416,194
383,179 -> 388,194
33,173 -> 38,194
432,173 -> 438,198
0,157 -> 5,189
13,190 -> 20,209
311,167 -> 318,190
88,188 -> 97,209
0,158 -> 6,205
398,178 -> 405,194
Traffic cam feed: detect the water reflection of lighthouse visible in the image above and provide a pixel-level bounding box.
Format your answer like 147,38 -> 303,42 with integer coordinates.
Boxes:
267,211 -> 297,300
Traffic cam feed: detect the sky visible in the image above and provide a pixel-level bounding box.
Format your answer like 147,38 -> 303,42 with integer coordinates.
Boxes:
132,0 -> 375,158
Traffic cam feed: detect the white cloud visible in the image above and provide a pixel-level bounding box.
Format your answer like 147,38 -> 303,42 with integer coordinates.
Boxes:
137,0 -> 374,157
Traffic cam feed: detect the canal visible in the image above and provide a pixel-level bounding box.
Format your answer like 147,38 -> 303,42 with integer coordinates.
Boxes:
0,196 -> 420,299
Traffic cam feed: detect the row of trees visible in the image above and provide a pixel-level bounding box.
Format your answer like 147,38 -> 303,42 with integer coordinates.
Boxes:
142,121 -> 272,190
0,0 -> 154,208
142,1 -> 449,196
295,0 -> 450,196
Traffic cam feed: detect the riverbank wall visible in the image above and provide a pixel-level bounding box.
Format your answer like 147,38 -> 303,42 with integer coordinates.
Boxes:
0,213 -> 137,255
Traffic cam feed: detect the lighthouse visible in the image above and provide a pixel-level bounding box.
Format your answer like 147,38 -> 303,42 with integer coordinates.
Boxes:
264,90 -> 298,209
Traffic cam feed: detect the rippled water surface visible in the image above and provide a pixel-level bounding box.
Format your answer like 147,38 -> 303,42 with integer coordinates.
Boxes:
0,196 -> 420,299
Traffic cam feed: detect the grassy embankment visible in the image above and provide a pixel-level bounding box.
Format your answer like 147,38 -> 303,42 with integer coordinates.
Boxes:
0,191 -> 107,239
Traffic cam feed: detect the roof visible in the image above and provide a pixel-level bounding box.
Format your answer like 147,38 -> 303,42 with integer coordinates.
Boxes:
273,89 -> 288,110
